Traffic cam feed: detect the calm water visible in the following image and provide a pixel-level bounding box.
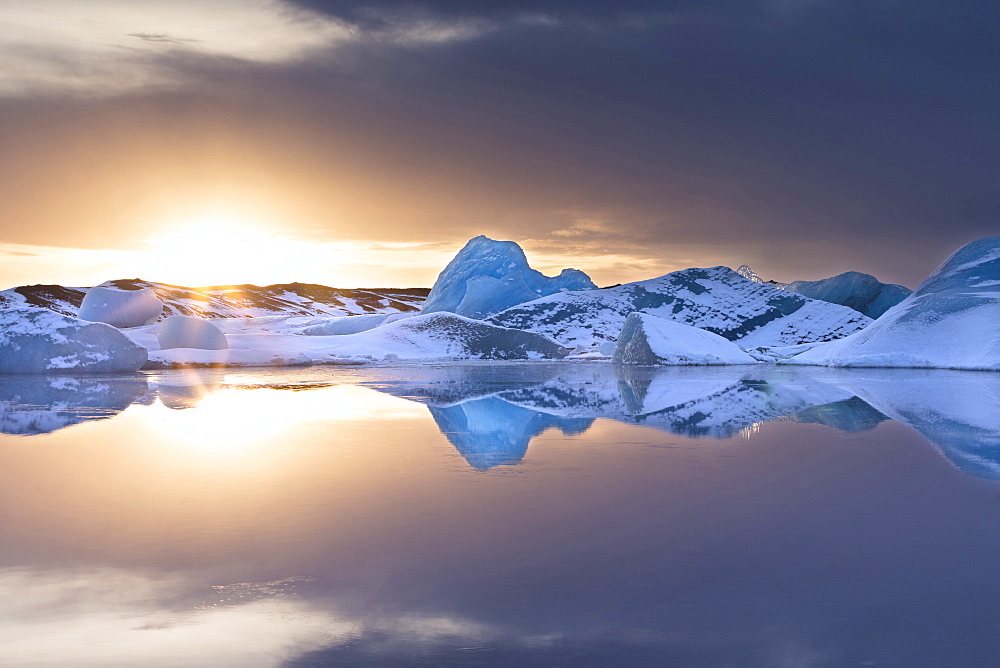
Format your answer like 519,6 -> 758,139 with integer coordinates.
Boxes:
1,363 -> 1000,667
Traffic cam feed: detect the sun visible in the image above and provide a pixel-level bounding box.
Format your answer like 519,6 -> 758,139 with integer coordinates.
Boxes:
143,216 -> 322,287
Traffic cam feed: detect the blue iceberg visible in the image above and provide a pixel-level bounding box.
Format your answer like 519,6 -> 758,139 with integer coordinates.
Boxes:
787,271 -> 911,319
421,235 -> 596,318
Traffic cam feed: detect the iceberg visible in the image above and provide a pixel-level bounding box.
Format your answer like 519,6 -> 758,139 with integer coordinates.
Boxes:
489,266 -> 870,350
787,271 -> 911,319
785,237 -> 1000,369
613,312 -> 760,365
421,235 -> 596,318
157,315 -> 228,351
0,307 -> 148,373
78,286 -> 162,328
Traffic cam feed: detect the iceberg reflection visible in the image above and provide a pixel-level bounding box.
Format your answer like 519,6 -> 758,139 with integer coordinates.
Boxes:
364,364 -> 1000,479
1,363 -> 998,481
0,375 -> 148,435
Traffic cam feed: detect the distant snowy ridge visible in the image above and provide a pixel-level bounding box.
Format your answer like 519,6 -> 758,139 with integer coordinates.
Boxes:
0,279 -> 428,320
488,266 -> 871,351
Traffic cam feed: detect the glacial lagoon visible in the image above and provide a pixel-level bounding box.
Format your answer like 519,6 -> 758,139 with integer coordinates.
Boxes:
2,363 -> 1000,666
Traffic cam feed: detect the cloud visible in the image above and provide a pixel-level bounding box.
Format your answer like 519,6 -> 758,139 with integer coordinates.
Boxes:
127,32 -> 200,45
0,0 -> 996,287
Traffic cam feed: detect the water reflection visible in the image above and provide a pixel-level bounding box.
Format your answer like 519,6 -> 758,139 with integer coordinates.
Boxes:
2,364 -> 1000,666
1,364 -> 999,481
0,375 -> 148,435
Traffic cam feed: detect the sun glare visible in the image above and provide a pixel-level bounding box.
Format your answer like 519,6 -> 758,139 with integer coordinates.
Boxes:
145,383 -> 428,451
144,216 -> 320,287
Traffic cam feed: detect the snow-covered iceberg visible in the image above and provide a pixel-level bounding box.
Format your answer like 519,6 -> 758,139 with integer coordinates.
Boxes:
489,266 -> 871,351
421,235 -> 596,318
785,237 -> 1000,369
78,286 -> 162,328
786,271 -> 911,319
613,312 -> 760,365
157,315 -> 228,351
0,308 -> 148,373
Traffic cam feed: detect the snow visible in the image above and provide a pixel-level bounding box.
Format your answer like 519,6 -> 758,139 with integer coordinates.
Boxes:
613,312 -> 760,365
489,266 -> 871,351
78,286 -> 162,328
421,235 -> 596,318
786,271 -> 911,319
147,348 -> 311,368
125,311 -> 569,367
300,313 -> 390,335
157,316 -> 228,351
0,307 -> 147,373
785,236 -> 1000,370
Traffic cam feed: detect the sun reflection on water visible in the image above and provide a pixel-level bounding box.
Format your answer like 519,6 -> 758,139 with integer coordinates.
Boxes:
145,382 -> 427,450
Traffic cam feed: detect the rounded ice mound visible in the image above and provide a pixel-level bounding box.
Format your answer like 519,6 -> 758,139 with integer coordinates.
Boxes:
0,307 -> 148,373
157,315 -> 228,350
786,236 -> 1000,369
613,312 -> 760,365
78,286 -> 162,328
421,235 -> 597,319
302,313 -> 389,336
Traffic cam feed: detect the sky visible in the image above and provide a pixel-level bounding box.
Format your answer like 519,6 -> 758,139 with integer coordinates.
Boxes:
0,0 -> 996,289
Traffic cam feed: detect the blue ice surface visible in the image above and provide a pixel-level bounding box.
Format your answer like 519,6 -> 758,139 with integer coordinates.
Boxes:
421,235 -> 596,318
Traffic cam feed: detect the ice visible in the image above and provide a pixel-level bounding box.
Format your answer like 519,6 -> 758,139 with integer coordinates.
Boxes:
157,315 -> 228,350
78,286 -> 162,328
613,312 -> 761,365
311,312 -> 570,362
421,235 -> 596,318
489,266 -> 870,351
786,271 -> 911,318
0,307 -> 148,373
300,313 -> 390,335
785,237 -> 1000,369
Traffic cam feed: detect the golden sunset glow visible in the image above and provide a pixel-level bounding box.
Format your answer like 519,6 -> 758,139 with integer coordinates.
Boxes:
146,382 -> 427,450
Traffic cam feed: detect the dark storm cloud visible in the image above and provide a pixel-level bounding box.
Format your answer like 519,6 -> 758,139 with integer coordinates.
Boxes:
286,0 -> 720,28
270,0 -> 999,282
